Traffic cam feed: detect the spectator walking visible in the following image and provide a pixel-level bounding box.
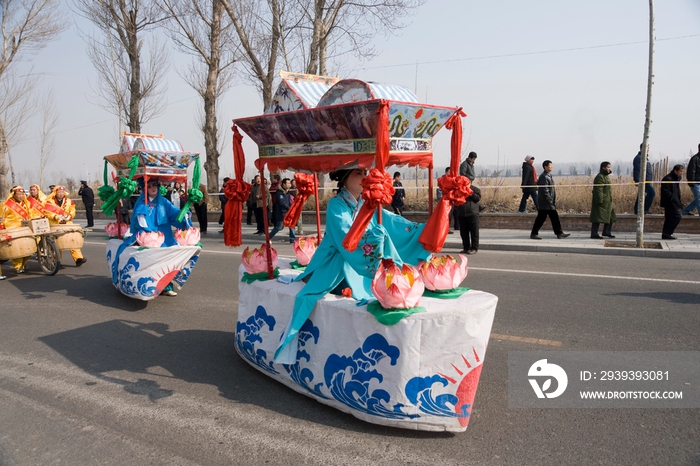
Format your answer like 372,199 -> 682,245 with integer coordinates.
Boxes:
681,144 -> 700,216
518,155 -> 538,213
456,186 -> 481,254
218,177 -> 230,233
391,171 -> 406,215
193,183 -> 208,234
660,164 -> 685,239
590,161 -> 617,239
633,144 -> 655,215
530,160 -> 570,240
79,180 -> 95,230
269,178 -> 296,243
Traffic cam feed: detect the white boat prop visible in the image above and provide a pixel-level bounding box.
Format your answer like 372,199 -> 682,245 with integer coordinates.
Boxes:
102,133 -> 202,301
227,72 -> 497,431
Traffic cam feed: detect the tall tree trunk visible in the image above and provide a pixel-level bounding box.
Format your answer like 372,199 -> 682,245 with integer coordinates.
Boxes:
0,122 -> 8,195
319,26 -> 327,76
305,0 -> 324,74
636,0 -> 654,248
202,0 -> 224,199
127,9 -> 142,133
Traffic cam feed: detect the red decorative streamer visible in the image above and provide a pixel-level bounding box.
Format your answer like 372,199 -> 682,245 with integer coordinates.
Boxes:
224,126 -> 252,247
419,109 -> 473,252
341,100 -> 392,252
283,173 -> 315,228
341,168 -> 394,252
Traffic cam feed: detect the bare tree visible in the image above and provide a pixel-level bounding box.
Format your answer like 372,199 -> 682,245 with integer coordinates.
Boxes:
293,0 -> 425,76
222,0 -> 284,109
0,70 -> 37,188
73,0 -> 169,133
159,0 -> 238,194
37,90 -> 58,187
0,0 -> 66,194
636,0 -> 655,248
222,0 -> 424,112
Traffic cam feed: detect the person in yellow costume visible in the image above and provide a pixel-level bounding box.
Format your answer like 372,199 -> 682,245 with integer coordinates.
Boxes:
0,186 -> 33,273
43,186 -> 87,267
27,184 -> 47,219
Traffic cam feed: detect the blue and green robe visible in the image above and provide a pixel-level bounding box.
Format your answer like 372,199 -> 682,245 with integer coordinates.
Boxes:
274,187 -> 430,363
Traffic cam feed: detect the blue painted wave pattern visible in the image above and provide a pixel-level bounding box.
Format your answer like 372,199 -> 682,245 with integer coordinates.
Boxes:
283,319 -> 328,399
236,306 -> 279,375
235,305 -> 468,421
115,256 -> 155,298
405,375 -> 468,419
323,333 -> 417,419
173,253 -> 199,287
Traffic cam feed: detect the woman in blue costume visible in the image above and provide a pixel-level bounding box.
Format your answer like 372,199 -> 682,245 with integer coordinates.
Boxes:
113,178 -> 193,297
274,168 -> 431,363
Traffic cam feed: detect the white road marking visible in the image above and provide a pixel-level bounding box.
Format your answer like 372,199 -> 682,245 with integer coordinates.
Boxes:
470,267 -> 700,285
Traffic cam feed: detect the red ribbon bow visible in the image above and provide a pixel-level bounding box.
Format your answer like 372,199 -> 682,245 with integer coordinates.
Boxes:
283,173 -> 315,228
341,169 -> 395,252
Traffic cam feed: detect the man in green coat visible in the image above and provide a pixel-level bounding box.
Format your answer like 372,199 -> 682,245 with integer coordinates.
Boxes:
590,161 -> 617,239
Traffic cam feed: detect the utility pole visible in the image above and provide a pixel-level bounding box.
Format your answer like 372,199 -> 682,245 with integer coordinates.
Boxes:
636,0 -> 655,248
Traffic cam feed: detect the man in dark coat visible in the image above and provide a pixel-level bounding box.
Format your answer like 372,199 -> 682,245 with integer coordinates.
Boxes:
590,161 -> 617,239
269,178 -> 295,243
79,180 -> 95,230
455,186 -> 481,254
518,155 -> 538,212
459,151 -> 477,182
681,144 -> 700,216
633,144 -> 655,214
660,164 -> 685,240
530,160 -> 570,240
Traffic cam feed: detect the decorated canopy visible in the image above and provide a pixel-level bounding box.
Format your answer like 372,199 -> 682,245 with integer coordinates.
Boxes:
234,76 -> 459,173
265,71 -> 339,114
105,133 -> 199,183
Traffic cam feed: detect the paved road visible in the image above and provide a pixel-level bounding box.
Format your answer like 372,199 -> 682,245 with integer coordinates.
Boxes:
0,231 -> 699,465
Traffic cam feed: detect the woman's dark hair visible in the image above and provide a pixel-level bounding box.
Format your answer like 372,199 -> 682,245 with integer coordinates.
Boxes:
329,169 -> 352,189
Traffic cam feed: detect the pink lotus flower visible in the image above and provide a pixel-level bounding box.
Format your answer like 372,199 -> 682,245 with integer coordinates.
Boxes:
136,230 -> 165,248
105,222 -> 129,238
371,258 -> 424,309
418,254 -> 468,291
241,244 -> 278,274
174,227 -> 201,246
293,236 -> 318,266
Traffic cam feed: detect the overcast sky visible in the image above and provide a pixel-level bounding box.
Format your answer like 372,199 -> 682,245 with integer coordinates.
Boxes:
9,0 -> 700,185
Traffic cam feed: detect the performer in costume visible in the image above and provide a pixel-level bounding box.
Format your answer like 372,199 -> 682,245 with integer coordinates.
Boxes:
44,186 -> 87,267
274,168 -> 431,363
0,186 -> 32,273
27,184 -> 47,218
119,178 -> 193,296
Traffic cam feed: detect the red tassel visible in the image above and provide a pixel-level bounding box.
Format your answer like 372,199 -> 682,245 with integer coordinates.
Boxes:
284,173 -> 315,228
419,108 -> 469,252
342,101 -> 391,251
419,174 -> 472,253
223,179 -> 252,247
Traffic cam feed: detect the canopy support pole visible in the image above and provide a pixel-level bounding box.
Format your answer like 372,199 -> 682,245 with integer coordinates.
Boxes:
259,165 -> 274,279
428,163 -> 434,215
314,173 -> 322,243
